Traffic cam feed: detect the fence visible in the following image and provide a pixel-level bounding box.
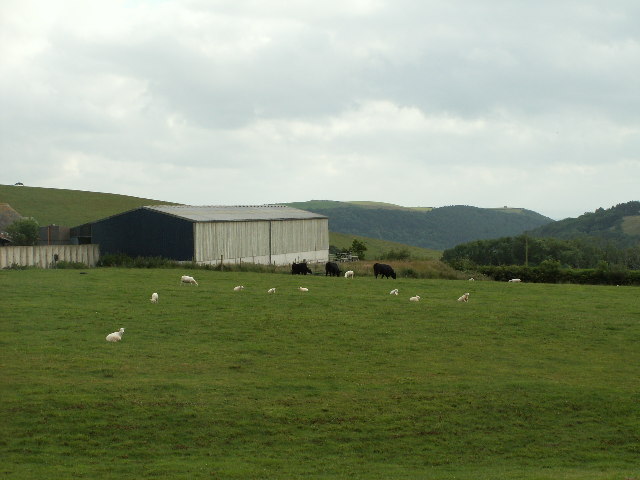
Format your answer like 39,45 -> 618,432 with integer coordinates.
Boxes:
0,245 -> 100,269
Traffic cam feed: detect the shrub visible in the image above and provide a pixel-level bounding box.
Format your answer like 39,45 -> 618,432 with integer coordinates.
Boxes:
382,248 -> 411,260
6,217 -> 39,246
55,261 -> 88,269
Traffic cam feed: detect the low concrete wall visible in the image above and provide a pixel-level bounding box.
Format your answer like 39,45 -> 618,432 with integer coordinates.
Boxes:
0,244 -> 100,269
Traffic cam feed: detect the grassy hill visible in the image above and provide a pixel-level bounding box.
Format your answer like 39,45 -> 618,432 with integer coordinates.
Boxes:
329,231 -> 441,260
288,201 -> 553,250
0,184 -> 178,227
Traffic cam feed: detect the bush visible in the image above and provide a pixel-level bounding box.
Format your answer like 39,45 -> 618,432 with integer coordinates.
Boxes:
478,264 -> 640,285
6,217 -> 39,246
55,261 -> 88,269
4,263 -> 30,270
382,248 -> 411,261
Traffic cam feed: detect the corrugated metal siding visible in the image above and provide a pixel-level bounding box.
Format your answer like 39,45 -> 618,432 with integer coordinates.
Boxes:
194,221 -> 270,262
271,218 -> 328,254
193,218 -> 328,263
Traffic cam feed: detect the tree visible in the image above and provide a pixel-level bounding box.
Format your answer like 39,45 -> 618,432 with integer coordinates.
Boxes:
6,217 -> 40,245
350,239 -> 367,260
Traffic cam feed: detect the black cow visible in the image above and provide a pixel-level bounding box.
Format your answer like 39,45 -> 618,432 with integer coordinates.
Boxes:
325,262 -> 341,277
291,261 -> 313,275
373,263 -> 396,279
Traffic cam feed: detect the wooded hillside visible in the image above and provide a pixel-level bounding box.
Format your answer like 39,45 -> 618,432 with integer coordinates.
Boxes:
287,201 -> 553,250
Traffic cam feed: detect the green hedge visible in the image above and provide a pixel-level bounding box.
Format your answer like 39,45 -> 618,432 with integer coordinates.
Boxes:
479,264 -> 640,285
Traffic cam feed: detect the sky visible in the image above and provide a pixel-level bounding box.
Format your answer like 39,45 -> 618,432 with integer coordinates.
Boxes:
2,1 -> 639,220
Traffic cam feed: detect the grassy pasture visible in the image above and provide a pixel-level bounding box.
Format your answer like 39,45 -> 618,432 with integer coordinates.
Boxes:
1,269 -> 639,479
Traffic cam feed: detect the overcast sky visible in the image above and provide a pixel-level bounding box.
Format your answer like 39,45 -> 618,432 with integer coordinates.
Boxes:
2,1 -> 639,220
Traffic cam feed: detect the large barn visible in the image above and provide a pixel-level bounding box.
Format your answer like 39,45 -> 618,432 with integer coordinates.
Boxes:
71,205 -> 329,266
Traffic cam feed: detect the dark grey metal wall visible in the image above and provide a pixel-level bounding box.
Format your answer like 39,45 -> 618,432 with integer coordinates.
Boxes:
91,209 -> 194,260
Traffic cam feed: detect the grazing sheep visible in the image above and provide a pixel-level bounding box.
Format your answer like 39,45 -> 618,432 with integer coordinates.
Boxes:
106,328 -> 125,342
150,292 -> 159,303
469,277 -> 475,281
508,278 -> 522,283
298,287 -> 309,292
344,270 -> 354,278
390,288 -> 399,295
267,287 -> 276,294
457,292 -> 470,302
409,295 -> 421,302
180,275 -> 198,286
233,285 -> 245,291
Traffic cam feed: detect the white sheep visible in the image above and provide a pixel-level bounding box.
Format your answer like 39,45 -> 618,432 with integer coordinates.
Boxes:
457,292 -> 470,302
409,295 -> 421,302
106,327 -> 125,342
180,275 -> 198,286
150,292 -> 159,303
390,288 -> 399,295
344,270 -> 354,278
267,287 -> 276,294
508,278 -> 522,283
299,287 -> 309,292
469,277 -> 475,281
233,285 -> 245,291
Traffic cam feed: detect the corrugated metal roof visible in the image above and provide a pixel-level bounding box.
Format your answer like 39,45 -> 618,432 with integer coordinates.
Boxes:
144,205 -> 327,222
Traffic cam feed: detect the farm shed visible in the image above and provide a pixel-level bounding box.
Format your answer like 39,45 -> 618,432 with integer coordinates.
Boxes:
70,205 -> 329,266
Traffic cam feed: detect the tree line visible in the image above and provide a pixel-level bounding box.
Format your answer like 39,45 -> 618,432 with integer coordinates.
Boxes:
442,235 -> 640,284
442,235 -> 640,270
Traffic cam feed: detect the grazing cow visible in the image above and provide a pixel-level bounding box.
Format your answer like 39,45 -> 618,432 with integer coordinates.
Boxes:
291,262 -> 313,275
373,263 -> 396,279
325,262 -> 341,277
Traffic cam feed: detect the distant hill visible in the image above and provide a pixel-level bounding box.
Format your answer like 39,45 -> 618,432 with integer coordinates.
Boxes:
0,184 -> 178,227
287,200 -> 553,250
526,201 -> 640,248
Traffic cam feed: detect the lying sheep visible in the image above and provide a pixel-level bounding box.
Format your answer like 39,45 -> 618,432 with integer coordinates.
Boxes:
457,292 -> 470,302
508,278 -> 522,283
409,295 -> 421,302
180,275 -> 198,286
233,285 -> 245,291
106,328 -> 125,342
390,288 -> 399,295
344,270 -> 354,278
299,287 -> 309,292
150,292 -> 159,303
267,288 -> 276,294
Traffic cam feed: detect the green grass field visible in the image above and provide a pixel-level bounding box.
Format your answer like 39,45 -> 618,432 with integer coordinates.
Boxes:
1,269 -> 639,479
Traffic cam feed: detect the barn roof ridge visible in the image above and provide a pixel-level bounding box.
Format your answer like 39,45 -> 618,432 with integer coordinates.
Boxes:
141,204 -> 327,222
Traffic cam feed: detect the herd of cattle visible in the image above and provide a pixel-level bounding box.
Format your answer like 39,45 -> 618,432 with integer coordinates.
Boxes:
291,261 -> 397,279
